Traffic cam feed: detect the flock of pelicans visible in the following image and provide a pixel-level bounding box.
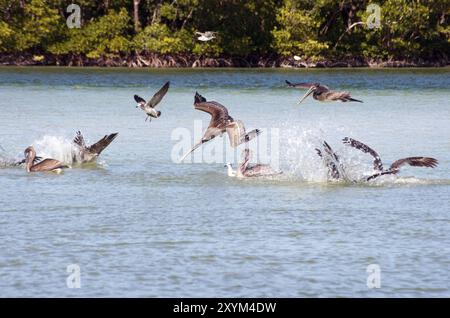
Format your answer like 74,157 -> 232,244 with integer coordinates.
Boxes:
6,80 -> 439,182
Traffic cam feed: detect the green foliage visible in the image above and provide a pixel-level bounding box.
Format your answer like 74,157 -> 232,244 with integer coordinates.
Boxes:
0,0 -> 448,62
0,0 -> 63,52
133,23 -> 193,54
0,21 -> 13,52
272,0 -> 329,59
49,8 -> 132,58
358,0 -> 450,59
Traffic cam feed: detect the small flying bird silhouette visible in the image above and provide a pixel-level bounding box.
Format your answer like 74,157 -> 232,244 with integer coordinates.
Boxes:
196,31 -> 217,42
134,81 -> 170,122
180,92 -> 261,162
286,80 -> 363,104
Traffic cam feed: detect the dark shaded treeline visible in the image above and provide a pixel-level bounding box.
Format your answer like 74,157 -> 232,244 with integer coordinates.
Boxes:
0,0 -> 449,67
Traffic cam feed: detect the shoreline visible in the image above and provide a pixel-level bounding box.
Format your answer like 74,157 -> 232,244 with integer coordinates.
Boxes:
1,53 -> 448,68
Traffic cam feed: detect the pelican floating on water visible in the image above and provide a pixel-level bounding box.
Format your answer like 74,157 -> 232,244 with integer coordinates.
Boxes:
225,149 -> 281,178
134,81 -> 170,122
24,146 -> 69,173
285,80 -> 363,104
196,31 -> 217,42
342,137 -> 438,181
72,131 -> 118,163
180,92 -> 261,161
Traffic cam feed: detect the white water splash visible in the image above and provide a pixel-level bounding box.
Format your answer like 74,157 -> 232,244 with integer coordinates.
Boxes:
33,135 -> 75,164
277,122 -> 402,184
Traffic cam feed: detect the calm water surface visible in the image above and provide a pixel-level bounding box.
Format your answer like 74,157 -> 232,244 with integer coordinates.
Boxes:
0,67 -> 449,297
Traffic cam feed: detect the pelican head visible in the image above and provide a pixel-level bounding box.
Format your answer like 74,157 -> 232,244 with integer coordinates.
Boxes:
298,83 -> 320,104
24,146 -> 35,159
24,146 -> 35,172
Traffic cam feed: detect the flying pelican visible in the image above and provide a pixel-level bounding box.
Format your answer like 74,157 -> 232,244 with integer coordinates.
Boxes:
72,131 -> 118,163
23,146 -> 69,173
180,92 -> 261,161
285,80 -> 363,104
342,137 -> 438,181
196,31 -> 217,42
134,81 -> 170,122
225,149 -> 281,178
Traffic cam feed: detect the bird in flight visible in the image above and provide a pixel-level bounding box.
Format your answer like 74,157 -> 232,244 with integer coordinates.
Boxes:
180,92 -> 261,162
196,31 -> 217,42
286,80 -> 363,104
134,81 -> 170,122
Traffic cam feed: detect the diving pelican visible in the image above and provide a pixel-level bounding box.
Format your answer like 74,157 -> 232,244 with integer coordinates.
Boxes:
24,146 -> 69,173
315,141 -> 349,181
134,81 -> 170,122
285,80 -> 363,104
342,137 -> 438,181
72,131 -> 118,163
180,92 -> 261,161
225,149 -> 281,178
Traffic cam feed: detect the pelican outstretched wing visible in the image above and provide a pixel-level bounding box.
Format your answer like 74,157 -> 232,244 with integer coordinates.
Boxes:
343,137 -> 383,171
285,80 -> 315,89
194,93 -> 231,128
87,133 -> 118,155
390,157 -> 438,171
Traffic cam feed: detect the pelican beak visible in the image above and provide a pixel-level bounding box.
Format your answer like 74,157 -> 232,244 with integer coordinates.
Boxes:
23,152 -> 31,164
180,147 -> 196,162
298,86 -> 315,104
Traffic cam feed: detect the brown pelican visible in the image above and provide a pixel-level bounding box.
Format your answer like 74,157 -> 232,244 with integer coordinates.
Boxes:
315,141 -> 348,181
342,137 -> 438,181
285,80 -> 363,104
196,31 -> 217,42
72,131 -> 118,163
180,92 -> 261,161
225,149 -> 281,178
134,81 -> 170,122
24,146 -> 69,173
